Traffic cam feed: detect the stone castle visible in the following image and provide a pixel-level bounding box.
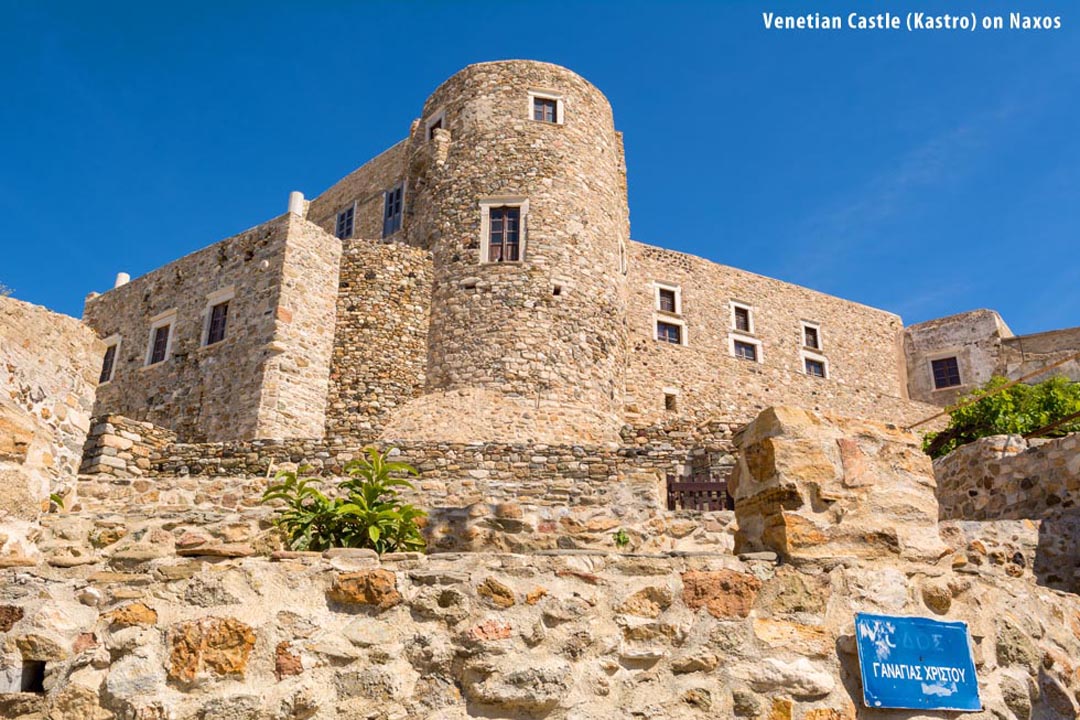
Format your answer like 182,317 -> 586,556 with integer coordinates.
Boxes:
2,60 -> 1080,720
76,59 -> 1080,449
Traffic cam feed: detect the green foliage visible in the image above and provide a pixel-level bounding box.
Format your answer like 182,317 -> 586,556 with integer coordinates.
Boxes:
612,528 -> 630,549
49,493 -> 64,510
261,447 -> 426,553
923,376 -> 1080,459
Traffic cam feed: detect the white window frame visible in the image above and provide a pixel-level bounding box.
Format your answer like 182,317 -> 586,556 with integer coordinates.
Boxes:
202,286 -> 235,347
425,108 -> 446,140
655,315 -> 688,347
479,196 -> 529,264
928,351 -> 964,391
527,90 -> 564,125
801,321 -> 822,351
801,349 -> 829,379
654,281 -> 682,316
144,309 -> 177,367
662,386 -> 680,412
730,334 -> 763,363
730,301 -> 755,335
335,202 -> 356,240
99,334 -> 121,384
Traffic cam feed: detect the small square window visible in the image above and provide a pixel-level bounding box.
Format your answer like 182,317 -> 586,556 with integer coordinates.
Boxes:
932,357 -> 962,389
383,184 -> 404,238
804,325 -> 820,349
805,358 -> 826,378
734,306 -> 751,332
427,117 -> 442,139
148,325 -> 170,365
533,97 -> 558,123
658,288 -> 676,313
99,343 -> 118,384
336,206 -> 354,239
664,393 -> 678,411
657,321 -> 682,344
206,301 -> 229,345
734,340 -> 757,361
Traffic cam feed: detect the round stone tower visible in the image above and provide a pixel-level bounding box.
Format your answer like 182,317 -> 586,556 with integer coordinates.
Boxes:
382,60 -> 630,445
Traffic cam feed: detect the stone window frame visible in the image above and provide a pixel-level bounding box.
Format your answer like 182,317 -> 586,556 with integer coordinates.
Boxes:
801,349 -> 829,379
928,352 -> 964,391
730,300 -> 755,335
479,196 -> 529,264
425,108 -> 446,140
653,280 -> 683,316
801,320 -> 823,351
143,309 -> 177,368
655,316 -> 688,346
335,202 -> 356,240
201,286 -> 235,348
663,386 -> 680,412
99,333 -> 121,385
730,334 -> 763,363
527,89 -> 565,125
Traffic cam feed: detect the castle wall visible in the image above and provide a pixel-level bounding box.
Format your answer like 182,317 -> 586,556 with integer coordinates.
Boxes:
903,309 -> 1012,406
324,242 -> 433,441
305,141 -> 408,243
83,214 -> 340,442
625,242 -> 935,428
1000,326 -> 1080,384
383,60 -> 630,445
0,296 -> 101,563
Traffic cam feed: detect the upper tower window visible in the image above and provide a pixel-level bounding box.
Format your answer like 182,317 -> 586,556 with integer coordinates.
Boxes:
336,205 -> 354,239
144,309 -> 176,367
99,335 -> 120,384
479,197 -> 528,264
488,207 -> 520,262
383,183 -> 404,238
528,90 -> 564,125
733,304 -> 753,333
425,109 -> 446,140
803,322 -> 821,350
931,357 -> 962,389
206,302 -> 229,345
653,281 -> 682,315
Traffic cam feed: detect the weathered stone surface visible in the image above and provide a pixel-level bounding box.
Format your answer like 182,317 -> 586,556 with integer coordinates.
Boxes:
327,569 -> 402,609
682,570 -> 761,618
462,657 -> 572,712
618,585 -> 672,618
476,577 -> 515,609
104,602 -> 158,628
166,617 -> 256,684
0,605 -> 24,632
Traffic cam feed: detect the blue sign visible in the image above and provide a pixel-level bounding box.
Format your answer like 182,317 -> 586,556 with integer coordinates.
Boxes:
855,612 -> 981,711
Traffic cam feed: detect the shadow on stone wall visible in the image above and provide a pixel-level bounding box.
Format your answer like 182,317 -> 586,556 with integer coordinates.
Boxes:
1035,510 -> 1080,595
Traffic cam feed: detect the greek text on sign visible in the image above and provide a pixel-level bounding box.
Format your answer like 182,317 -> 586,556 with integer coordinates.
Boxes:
855,612 -> 981,711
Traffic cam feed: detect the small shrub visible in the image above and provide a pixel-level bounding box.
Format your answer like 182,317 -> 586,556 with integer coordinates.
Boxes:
923,375 -> 1080,459
612,528 -> 630,549
261,447 -> 426,553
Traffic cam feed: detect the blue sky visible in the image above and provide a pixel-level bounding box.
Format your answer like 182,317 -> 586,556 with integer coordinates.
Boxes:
1,0 -> 1077,335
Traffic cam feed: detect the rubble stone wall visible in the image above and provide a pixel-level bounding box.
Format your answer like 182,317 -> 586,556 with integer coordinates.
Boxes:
1000,326 -> 1080,384
82,214 -> 340,442
0,297 -> 101,565
79,415 -> 175,479
625,243 -> 937,429
305,141 -> 408,243
324,242 -> 432,441
934,433 -> 1080,521
8,406 -> 1080,719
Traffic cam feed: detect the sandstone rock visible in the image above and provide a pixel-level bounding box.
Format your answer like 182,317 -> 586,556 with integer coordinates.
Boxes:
104,602 -> 158,628
751,618 -> 831,657
920,580 -> 952,615
463,658 -> 572,712
275,642 -> 303,680
0,605 -> 24,632
197,695 -> 261,720
682,570 -> 761,618
327,569 -> 401,609
16,633 -> 67,661
767,697 -> 793,720
999,672 -> 1032,720
166,617 -> 256,684
618,585 -> 672,618
997,619 -> 1040,669
671,649 -> 718,673
732,686 -> 761,717
476,577 -> 515,609
464,619 -> 512,643
743,657 -> 834,698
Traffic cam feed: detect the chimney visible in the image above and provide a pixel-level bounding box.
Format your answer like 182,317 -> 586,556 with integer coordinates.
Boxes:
288,191 -> 306,217
114,272 -> 130,288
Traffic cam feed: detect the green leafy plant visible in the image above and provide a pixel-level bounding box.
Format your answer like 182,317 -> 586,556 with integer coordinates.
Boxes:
612,528 -> 630,549
261,447 -> 426,553
923,375 -> 1080,459
49,493 -> 64,510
